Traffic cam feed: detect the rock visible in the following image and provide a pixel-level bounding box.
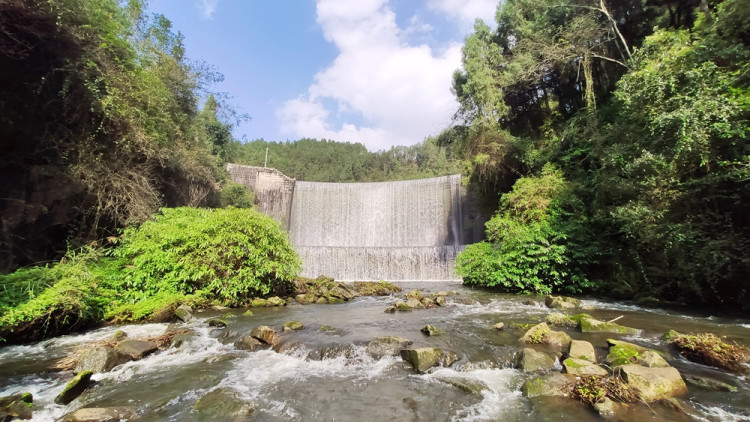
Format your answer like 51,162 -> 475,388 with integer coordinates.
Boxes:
437,377 -> 488,394
384,306 -> 396,313
593,397 -> 619,418
605,340 -> 668,367
204,354 -> 238,364
55,370 -> 93,405
174,304 -> 193,322
618,364 -> 687,402
250,326 -> 278,345
194,388 -> 254,419
522,300 -> 538,306
684,375 -> 738,392
61,407 -> 136,422
315,297 -> 328,304
568,340 -> 596,363
579,316 -> 639,334
242,309 -> 254,316
638,350 -> 670,368
295,294 -> 315,305
352,281 -> 402,296
234,335 -> 265,351
518,348 -> 556,372
519,322 -> 571,348
250,298 -> 268,307
169,331 -> 195,349
545,313 -> 577,327
522,372 -> 576,398
327,296 -> 345,304
406,289 -> 423,301
493,322 -> 505,331
395,301 -> 412,312
544,295 -> 580,310
283,321 -> 304,332
213,305 -> 230,311
406,297 -> 425,309
665,331 -> 750,373
434,291 -> 449,297
267,296 -> 286,307
422,297 -> 437,308
366,336 -> 413,358
400,348 -> 457,373
562,358 -> 608,376
319,325 -> 341,335
207,318 -> 228,328
75,346 -> 128,373
0,392 -> 33,420
109,330 -> 128,342
420,325 -> 445,336
220,312 -> 238,320
115,339 -> 157,360
435,296 -> 446,307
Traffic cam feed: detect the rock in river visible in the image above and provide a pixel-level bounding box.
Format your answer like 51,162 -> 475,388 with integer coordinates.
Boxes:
366,336 -> 412,358
400,347 -> 457,373
518,348 -> 556,372
55,370 -> 93,405
61,407 -> 136,422
114,339 -> 157,360
250,325 -> 279,345
194,388 -> 254,419
618,364 -> 687,402
75,346 -> 129,373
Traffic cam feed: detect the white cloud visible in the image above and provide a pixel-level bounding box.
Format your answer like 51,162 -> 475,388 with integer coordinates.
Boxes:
196,0 -> 218,20
277,0 -> 462,151
427,0 -> 498,29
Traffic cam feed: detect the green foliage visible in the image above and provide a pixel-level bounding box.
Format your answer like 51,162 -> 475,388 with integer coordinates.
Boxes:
457,165 -> 595,294
219,181 -> 255,208
227,136 -> 462,183
113,207 -> 300,305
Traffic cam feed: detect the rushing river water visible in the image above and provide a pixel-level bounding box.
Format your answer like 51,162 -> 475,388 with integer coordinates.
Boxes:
1,282 -> 749,421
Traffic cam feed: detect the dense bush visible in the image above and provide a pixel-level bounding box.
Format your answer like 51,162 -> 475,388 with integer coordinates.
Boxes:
113,207 -> 300,305
457,165 -> 595,294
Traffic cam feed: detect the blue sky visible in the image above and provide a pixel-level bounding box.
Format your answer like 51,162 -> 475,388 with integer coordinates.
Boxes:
148,0 -> 498,151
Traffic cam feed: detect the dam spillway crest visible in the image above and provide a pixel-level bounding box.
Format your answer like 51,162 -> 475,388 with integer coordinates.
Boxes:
227,164 -> 482,281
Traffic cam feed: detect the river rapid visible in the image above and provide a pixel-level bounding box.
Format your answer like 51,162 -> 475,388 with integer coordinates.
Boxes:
1,282 -> 749,421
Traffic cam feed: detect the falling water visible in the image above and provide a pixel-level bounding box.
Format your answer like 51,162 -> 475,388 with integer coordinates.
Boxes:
288,175 -> 464,281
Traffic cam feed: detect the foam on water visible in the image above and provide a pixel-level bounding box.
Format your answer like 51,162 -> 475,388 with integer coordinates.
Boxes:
422,367 -> 524,421
692,403 -> 750,422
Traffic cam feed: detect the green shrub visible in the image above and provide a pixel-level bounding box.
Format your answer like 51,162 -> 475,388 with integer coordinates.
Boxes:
113,207 -> 300,305
219,181 -> 255,208
457,165 -> 595,294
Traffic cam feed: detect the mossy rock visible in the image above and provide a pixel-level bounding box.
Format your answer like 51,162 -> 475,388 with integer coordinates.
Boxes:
352,281 -> 402,296
366,336 -> 413,358
55,370 -> 93,405
242,310 -> 254,316
110,330 -> 128,342
400,347 -> 457,373
250,325 -> 278,345
221,312 -> 238,320
420,325 -> 445,336
545,313 -> 577,327
519,322 -> 571,348
267,296 -> 286,307
579,316 -> 638,334
522,373 -> 577,398
618,364 -> 687,402
435,296 -> 447,307
250,298 -> 268,307
684,375 -> 738,392
174,304 -> 193,322
666,331 -> 750,373
406,289 -> 423,301
207,318 -> 228,328
518,348 -> 556,372
283,321 -> 304,332
326,296 -> 345,304
568,340 -> 596,363
194,388 -> 254,419
395,301 -> 412,312
562,358 -> 608,376
0,392 -> 34,420
544,295 -> 581,310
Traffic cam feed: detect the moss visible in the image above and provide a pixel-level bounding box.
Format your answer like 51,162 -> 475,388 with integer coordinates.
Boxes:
523,377 -> 545,396
606,344 -> 639,366
668,332 -> 750,373
250,298 -> 268,307
563,357 -> 586,369
395,301 -> 412,312
545,313 -> 577,327
242,310 -> 254,316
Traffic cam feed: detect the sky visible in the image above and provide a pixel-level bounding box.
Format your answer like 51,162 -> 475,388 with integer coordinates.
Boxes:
148,0 -> 499,151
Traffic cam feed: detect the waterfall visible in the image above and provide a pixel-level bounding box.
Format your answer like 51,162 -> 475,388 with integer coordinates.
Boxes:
288,175 -> 464,281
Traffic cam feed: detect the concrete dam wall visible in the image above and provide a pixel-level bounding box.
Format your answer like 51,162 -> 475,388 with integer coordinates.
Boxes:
227,164 -> 485,281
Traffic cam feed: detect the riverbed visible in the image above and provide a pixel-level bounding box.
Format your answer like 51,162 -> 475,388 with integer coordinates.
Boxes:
1,282 -> 749,421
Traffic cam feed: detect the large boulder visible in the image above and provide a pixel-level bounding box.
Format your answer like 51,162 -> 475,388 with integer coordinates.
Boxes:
194,388 -> 254,419
61,407 -> 136,422
75,346 -> 129,373
522,373 -> 577,398
605,339 -> 669,368
250,326 -> 278,345
400,348 -> 457,373
519,322 -> 572,349
618,364 -> 687,402
366,336 -> 413,358
174,305 -> 193,322
518,348 -> 556,372
55,370 -> 93,405
562,358 -> 608,376
568,340 -> 596,363
234,335 -> 265,351
544,296 -> 580,310
114,339 -> 157,360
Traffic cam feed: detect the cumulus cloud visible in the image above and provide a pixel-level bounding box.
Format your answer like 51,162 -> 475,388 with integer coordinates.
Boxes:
196,0 -> 218,20
427,0 -> 498,29
277,0 -> 462,151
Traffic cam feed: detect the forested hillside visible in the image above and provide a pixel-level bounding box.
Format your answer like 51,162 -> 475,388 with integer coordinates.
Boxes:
0,0 -> 237,270
226,137 -> 461,182
450,0 -> 749,310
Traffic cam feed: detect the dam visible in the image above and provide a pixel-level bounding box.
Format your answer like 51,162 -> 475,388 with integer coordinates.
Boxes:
227,164 -> 484,280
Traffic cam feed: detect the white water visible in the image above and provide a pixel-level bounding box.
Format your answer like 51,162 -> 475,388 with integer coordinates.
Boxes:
288,175 -> 466,280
